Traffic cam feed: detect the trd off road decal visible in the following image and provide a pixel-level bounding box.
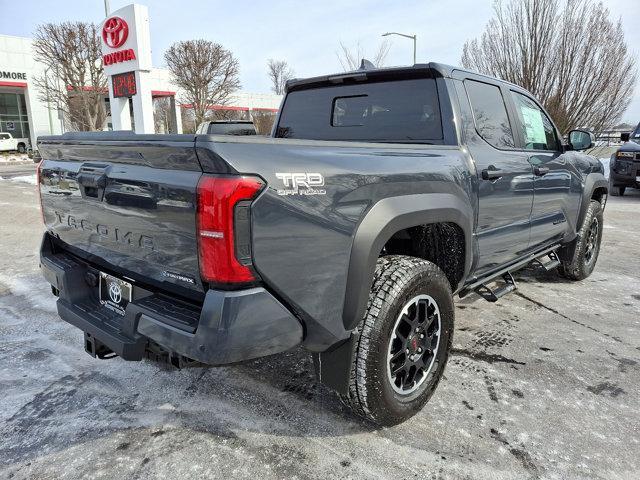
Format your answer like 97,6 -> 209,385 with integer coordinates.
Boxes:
274,172 -> 326,196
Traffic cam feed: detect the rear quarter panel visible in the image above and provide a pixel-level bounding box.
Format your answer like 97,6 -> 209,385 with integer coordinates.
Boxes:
198,137 -> 474,349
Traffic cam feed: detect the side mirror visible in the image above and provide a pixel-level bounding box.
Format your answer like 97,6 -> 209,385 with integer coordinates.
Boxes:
568,129 -> 594,151
620,132 -> 630,142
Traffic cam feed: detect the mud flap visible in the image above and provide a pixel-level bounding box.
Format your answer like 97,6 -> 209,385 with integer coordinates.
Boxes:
558,237 -> 578,264
313,335 -> 356,395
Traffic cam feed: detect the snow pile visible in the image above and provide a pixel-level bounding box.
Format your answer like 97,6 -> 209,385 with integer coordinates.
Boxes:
0,153 -> 30,164
599,157 -> 610,180
1,174 -> 37,185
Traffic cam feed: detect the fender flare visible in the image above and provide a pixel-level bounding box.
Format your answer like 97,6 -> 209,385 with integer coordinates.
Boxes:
342,193 -> 474,331
576,173 -> 608,232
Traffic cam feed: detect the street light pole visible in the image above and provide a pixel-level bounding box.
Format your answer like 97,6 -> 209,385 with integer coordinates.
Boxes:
54,64 -> 65,133
104,0 -> 110,16
44,67 -> 54,135
382,32 -> 417,64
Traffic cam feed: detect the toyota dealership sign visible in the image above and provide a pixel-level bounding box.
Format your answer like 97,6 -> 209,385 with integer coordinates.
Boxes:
103,17 -> 129,48
101,3 -> 155,133
100,4 -> 152,75
102,16 -> 137,65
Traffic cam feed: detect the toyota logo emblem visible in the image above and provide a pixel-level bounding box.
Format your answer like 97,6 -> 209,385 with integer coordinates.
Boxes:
102,16 -> 129,49
108,282 -> 122,304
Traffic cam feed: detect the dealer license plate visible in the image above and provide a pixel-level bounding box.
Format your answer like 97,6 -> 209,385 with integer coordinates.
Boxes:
99,272 -> 132,316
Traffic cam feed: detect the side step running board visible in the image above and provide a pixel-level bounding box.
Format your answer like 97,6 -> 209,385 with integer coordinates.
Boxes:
532,251 -> 560,271
459,244 -> 561,302
474,272 -> 517,302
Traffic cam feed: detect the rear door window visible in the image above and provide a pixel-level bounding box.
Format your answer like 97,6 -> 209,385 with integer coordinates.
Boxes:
464,80 -> 515,149
276,78 -> 443,143
510,91 -> 558,151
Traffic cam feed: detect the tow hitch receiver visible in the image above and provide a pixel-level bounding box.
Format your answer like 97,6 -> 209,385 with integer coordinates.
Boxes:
84,332 -> 117,359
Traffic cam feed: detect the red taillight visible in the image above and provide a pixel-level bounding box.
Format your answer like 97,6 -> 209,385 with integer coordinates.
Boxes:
196,175 -> 264,284
36,160 -> 45,226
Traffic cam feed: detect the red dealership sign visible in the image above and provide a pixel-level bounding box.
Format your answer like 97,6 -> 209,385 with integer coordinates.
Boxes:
101,16 -> 135,66
103,49 -> 136,65
102,17 -> 129,48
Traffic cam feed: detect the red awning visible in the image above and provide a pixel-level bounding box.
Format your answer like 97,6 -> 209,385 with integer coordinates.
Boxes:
151,90 -> 176,97
0,81 -> 27,88
180,104 -> 277,112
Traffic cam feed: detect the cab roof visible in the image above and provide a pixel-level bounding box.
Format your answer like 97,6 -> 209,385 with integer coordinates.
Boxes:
285,62 -> 522,92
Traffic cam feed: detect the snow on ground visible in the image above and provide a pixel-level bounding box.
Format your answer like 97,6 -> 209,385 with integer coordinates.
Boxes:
0,153 -> 30,164
0,174 -> 37,185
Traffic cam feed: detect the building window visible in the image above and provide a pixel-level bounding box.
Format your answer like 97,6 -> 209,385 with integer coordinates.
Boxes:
0,92 -> 30,139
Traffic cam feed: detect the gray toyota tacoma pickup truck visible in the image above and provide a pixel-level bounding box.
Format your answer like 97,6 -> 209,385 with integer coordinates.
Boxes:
38,63 -> 607,426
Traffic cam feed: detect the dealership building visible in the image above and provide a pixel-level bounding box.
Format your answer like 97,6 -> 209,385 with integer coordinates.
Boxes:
0,33 -> 282,147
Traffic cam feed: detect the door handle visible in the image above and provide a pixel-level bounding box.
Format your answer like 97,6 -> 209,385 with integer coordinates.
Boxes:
534,166 -> 549,176
481,168 -> 504,180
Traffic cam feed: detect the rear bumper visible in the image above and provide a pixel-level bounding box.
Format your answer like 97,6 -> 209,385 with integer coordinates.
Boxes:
40,234 -> 303,365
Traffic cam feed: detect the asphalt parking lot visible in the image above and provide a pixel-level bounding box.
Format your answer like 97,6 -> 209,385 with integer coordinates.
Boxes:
1,164 -> 639,480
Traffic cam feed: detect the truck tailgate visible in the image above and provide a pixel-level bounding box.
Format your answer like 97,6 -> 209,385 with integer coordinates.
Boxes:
38,135 -> 205,296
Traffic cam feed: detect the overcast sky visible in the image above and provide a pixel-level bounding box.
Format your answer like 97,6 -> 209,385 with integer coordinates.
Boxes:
1,0 -> 638,125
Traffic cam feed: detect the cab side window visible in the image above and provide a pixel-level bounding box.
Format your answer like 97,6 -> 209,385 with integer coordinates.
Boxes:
464,80 -> 515,149
511,91 -> 558,151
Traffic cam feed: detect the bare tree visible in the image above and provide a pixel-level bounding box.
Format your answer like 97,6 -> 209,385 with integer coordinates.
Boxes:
461,0 -> 637,134
153,97 -> 172,133
251,110 -> 277,135
165,40 -> 241,128
213,109 -> 245,121
267,59 -> 294,95
336,40 -> 391,71
180,106 -> 197,134
32,22 -> 107,131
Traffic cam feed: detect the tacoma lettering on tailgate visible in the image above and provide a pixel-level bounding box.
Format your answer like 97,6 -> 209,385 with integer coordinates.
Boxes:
54,211 -> 155,250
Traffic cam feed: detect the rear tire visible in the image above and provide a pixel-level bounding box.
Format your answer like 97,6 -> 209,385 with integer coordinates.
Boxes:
17,143 -> 26,154
619,186 -> 626,196
339,255 -> 454,426
559,200 -> 603,280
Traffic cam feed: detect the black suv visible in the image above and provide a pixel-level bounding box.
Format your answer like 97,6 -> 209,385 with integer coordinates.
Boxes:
610,122 -> 640,196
